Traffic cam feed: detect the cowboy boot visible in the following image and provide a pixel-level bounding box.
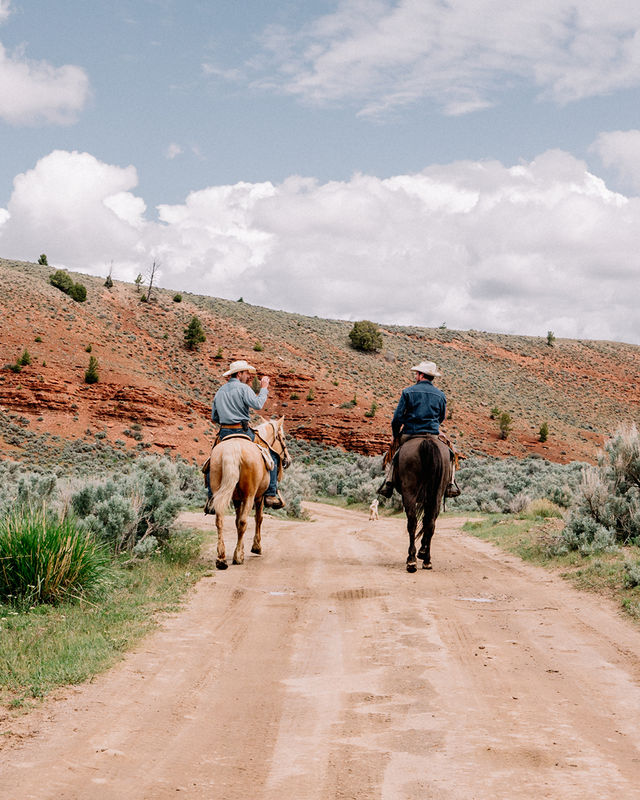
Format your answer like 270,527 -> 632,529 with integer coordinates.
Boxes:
377,479 -> 394,498
264,491 -> 285,510
445,481 -> 461,498
204,495 -> 216,515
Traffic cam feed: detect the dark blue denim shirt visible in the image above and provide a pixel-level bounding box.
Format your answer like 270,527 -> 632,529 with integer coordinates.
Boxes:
392,379 -> 446,437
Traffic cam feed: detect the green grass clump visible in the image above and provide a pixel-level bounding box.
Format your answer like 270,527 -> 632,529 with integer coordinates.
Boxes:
463,515 -> 640,621
0,507 -> 112,605
519,498 -> 564,519
0,546 -> 207,706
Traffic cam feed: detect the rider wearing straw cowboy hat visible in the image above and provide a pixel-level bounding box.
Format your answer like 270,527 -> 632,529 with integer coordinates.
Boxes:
211,359 -> 284,509
378,360 -> 460,499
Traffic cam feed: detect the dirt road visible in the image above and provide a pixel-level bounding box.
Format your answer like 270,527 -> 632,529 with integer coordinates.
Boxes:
2,503 -> 640,800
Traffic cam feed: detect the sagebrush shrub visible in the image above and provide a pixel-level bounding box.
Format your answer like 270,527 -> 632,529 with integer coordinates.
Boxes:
71,456 -> 185,552
563,425 -> 640,547
448,455 -> 584,514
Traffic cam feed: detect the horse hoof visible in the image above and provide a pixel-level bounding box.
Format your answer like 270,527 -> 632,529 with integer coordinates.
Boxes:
417,546 -> 427,560
406,562 -> 417,573
216,560 -> 228,570
251,545 -> 262,555
422,561 -> 433,570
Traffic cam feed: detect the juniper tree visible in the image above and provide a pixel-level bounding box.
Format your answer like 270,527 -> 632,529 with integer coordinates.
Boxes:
184,316 -> 206,351
349,320 -> 383,352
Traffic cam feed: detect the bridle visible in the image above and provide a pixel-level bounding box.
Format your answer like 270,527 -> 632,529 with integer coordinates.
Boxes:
260,420 -> 291,469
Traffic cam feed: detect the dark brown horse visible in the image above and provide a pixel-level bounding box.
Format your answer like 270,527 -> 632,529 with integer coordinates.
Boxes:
394,435 -> 452,573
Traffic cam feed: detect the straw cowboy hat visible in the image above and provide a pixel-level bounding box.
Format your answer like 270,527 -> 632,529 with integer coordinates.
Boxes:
223,359 -> 257,377
411,360 -> 441,377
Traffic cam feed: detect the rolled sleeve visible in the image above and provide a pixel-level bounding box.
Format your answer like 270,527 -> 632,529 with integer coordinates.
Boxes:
391,392 -> 407,437
244,384 -> 268,410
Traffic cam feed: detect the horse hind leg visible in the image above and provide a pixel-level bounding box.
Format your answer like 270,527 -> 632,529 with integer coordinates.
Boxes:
406,508 -> 418,573
418,521 -> 435,570
232,498 -> 251,565
251,498 -> 264,555
215,514 -> 228,570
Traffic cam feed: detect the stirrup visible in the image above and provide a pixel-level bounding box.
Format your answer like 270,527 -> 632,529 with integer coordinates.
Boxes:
204,496 -> 216,515
264,492 -> 285,510
445,482 -> 461,498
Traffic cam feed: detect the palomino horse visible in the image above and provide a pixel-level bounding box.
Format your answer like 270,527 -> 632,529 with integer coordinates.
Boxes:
207,416 -> 291,570
394,435 -> 451,573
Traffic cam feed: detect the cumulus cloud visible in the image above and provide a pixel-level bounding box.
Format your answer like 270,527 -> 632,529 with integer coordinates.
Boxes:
0,150 -> 145,264
0,21 -> 90,125
254,0 -> 640,116
1,148 -> 639,343
591,130 -> 640,192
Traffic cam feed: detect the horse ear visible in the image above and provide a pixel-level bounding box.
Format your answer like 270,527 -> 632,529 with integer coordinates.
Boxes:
257,415 -> 267,424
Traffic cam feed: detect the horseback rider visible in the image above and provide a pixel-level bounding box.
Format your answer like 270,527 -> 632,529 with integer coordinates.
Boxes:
378,360 -> 460,499
211,359 -> 284,509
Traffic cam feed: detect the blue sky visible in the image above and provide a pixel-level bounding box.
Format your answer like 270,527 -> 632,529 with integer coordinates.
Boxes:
2,0 -> 640,343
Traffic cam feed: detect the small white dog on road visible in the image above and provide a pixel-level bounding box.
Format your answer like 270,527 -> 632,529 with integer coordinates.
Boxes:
369,498 -> 379,521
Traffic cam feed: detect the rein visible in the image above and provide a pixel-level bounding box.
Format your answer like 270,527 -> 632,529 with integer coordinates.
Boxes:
255,420 -> 291,469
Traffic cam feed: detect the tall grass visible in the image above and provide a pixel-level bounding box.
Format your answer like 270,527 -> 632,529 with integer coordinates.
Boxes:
0,507 -> 112,605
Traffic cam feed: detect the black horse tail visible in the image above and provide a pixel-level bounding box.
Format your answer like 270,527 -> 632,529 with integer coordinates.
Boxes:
415,437 -> 445,521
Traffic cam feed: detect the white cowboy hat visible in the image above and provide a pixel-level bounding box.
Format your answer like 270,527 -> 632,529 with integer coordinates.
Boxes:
223,359 -> 257,377
411,360 -> 441,377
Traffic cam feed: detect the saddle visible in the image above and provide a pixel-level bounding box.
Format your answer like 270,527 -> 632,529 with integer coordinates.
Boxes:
201,433 -> 274,480
382,432 -> 465,468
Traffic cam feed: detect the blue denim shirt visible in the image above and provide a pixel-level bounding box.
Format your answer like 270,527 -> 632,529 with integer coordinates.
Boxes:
392,380 -> 446,437
212,377 -> 268,424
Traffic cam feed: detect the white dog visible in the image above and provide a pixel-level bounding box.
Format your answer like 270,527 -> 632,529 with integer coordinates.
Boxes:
368,498 -> 379,521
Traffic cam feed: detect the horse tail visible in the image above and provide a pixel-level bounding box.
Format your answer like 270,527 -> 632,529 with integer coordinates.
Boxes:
415,437 -> 445,520
213,445 -> 241,516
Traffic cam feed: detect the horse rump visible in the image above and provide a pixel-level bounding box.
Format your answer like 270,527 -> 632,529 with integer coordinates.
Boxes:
415,436 -> 447,519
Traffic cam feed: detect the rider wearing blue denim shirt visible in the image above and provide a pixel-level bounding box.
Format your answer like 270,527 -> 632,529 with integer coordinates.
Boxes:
391,378 -> 446,437
379,360 -> 459,498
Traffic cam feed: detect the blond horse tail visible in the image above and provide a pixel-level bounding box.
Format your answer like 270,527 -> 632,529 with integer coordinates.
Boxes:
213,445 -> 241,516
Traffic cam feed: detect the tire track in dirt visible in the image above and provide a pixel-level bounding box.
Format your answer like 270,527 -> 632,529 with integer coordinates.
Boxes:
1,503 -> 640,799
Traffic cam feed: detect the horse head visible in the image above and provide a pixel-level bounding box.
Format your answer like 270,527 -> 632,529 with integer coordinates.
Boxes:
256,416 -> 291,469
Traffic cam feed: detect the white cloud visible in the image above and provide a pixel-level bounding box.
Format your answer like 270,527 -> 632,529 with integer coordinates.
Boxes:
254,0 -> 640,116
165,142 -> 183,159
0,42 -> 90,125
591,129 -> 640,192
1,148 -> 639,343
0,150 -> 145,266
0,1 -> 11,23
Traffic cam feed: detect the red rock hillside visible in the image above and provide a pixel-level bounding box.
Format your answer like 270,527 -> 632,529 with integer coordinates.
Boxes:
1,257 -> 639,467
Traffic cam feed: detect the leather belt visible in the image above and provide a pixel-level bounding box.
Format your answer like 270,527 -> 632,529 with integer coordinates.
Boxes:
219,422 -> 244,429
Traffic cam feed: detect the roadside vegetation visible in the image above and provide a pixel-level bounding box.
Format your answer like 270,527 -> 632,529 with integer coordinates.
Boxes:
1,422 -> 639,710
281,426 -> 640,622
0,455 -> 207,710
